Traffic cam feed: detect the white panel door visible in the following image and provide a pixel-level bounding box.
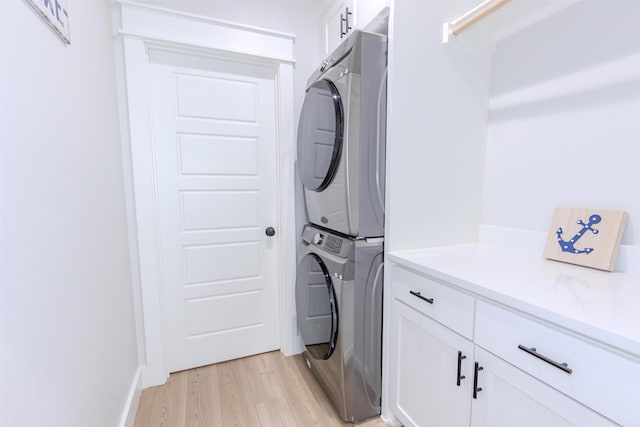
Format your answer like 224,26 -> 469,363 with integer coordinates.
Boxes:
148,49 -> 280,373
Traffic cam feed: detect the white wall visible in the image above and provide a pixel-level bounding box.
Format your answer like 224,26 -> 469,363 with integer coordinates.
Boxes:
0,1 -> 139,426
387,0 -> 639,257
385,0 -> 491,251
483,0 -> 640,245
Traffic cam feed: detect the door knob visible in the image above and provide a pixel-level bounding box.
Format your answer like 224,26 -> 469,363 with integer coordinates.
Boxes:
265,227 -> 276,237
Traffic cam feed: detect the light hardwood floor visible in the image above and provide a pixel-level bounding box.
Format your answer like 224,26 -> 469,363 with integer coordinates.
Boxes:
134,351 -> 389,427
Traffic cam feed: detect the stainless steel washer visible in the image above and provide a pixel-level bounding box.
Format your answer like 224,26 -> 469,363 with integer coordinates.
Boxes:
295,224 -> 384,422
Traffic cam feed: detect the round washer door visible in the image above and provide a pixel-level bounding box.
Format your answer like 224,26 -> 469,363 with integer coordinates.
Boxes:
295,253 -> 339,360
297,80 -> 344,192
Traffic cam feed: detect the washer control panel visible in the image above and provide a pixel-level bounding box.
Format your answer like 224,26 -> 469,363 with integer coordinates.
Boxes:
324,236 -> 343,254
302,226 -> 351,258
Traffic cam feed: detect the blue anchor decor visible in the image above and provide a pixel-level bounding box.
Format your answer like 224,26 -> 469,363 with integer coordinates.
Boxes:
544,207 -> 628,271
556,214 -> 601,255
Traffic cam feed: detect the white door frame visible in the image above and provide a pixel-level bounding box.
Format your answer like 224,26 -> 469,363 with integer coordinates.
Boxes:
115,0 -> 298,388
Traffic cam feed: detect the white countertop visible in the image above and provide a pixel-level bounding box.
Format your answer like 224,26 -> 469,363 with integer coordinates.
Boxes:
388,244 -> 640,358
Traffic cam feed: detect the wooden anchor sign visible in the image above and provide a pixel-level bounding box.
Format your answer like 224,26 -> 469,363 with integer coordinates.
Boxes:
544,207 -> 627,271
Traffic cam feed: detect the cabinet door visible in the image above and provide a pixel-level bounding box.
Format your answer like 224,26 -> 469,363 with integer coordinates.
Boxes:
471,347 -> 618,427
390,298 -> 473,427
321,0 -> 349,56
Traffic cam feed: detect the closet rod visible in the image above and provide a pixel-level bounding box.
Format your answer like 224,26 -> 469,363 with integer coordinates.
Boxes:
449,0 -> 511,36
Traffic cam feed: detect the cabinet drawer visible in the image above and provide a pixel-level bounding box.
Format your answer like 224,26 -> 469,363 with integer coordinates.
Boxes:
391,264 -> 474,339
475,301 -> 640,425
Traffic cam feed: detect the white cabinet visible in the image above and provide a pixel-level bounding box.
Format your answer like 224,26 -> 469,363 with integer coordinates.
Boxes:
470,347 -> 616,427
385,262 -> 640,427
320,0 -> 388,56
390,298 -> 473,427
475,301 -> 640,424
388,263 -> 475,427
320,0 -> 348,58
390,306 -> 615,427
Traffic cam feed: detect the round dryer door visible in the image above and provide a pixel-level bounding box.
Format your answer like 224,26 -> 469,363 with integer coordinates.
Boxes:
297,80 -> 344,192
295,253 -> 339,360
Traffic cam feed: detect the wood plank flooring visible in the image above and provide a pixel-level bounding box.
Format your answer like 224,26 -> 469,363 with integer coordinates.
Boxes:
134,351 -> 389,427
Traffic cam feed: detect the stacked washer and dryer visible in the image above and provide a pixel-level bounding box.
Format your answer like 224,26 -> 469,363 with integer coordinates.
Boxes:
295,30 -> 387,423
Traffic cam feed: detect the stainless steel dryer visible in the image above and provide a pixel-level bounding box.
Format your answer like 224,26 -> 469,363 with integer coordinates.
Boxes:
297,30 -> 387,238
295,224 -> 384,422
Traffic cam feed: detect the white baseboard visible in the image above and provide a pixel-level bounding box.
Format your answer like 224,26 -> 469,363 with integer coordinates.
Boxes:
282,333 -> 304,357
119,367 -> 142,427
380,412 -> 402,427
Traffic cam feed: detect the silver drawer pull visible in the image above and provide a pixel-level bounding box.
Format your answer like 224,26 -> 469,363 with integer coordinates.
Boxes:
409,290 -> 434,304
518,344 -> 573,374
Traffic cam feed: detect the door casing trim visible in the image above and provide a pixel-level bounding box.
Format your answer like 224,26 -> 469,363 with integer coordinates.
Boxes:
114,1 -> 298,388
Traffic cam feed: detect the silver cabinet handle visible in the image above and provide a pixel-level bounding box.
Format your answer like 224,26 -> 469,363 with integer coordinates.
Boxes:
345,7 -> 352,33
340,7 -> 352,38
